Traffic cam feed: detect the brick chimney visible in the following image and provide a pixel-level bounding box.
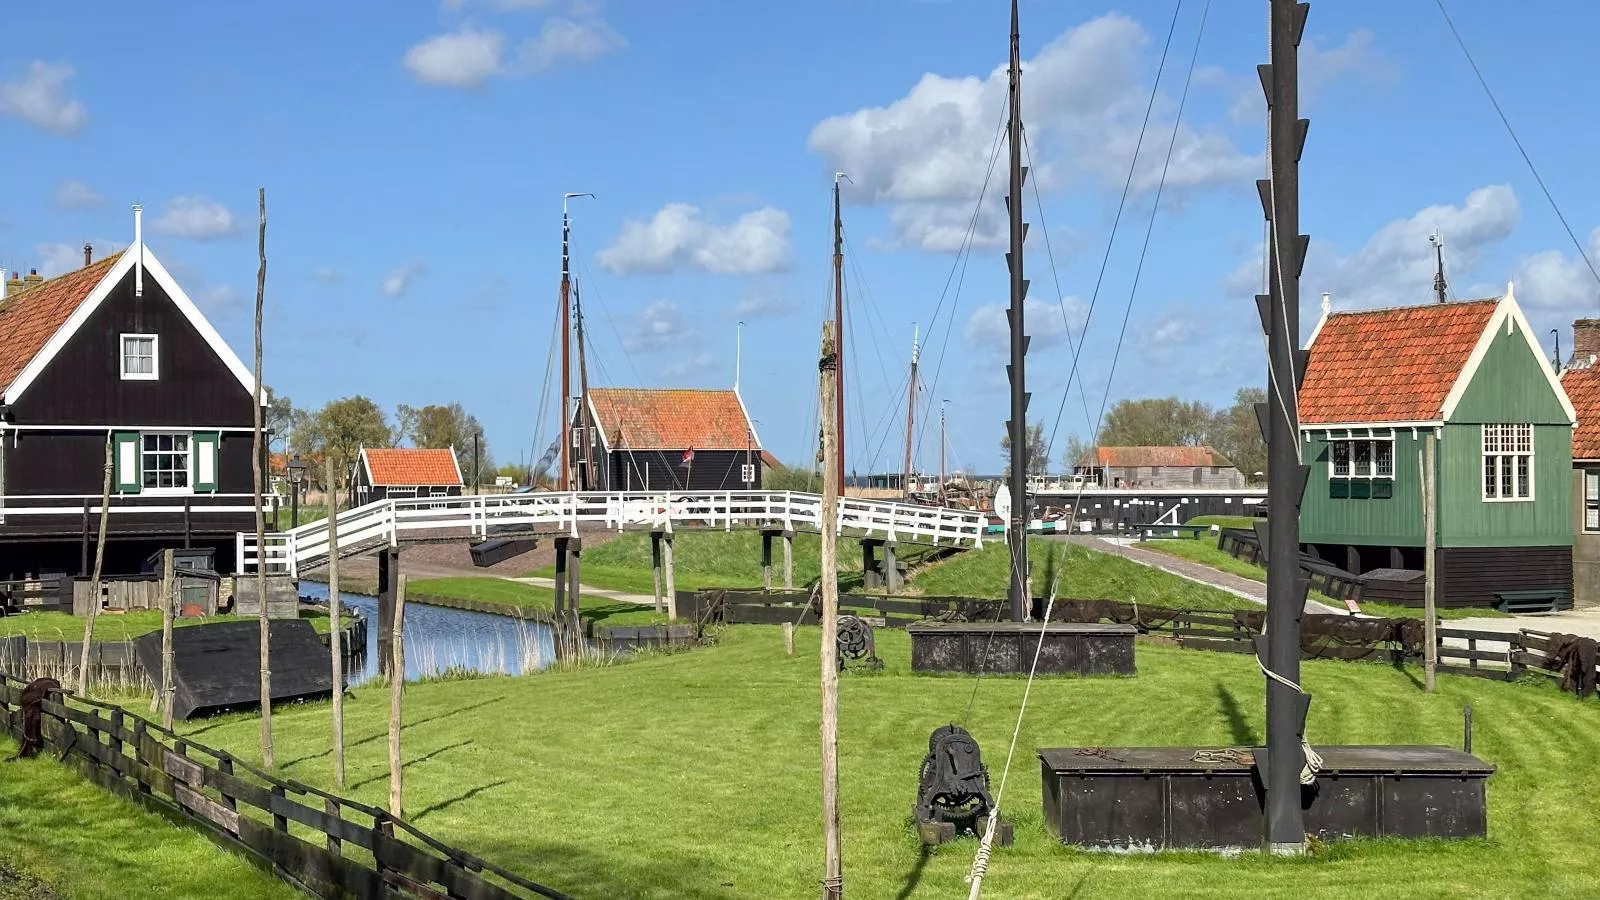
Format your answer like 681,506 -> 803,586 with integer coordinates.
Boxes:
22,268 -> 42,289
1574,318 -> 1600,367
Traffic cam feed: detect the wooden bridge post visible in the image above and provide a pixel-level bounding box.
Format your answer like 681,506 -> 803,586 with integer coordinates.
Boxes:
552,537 -> 569,617
761,530 -> 775,592
783,530 -> 794,590
883,542 -> 901,594
566,536 -> 583,626
650,532 -> 665,615
376,548 -> 399,678
860,540 -> 881,591
663,533 -> 678,621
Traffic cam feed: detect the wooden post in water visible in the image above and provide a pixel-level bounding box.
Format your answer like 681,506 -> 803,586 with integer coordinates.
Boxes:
327,454 -> 345,786
388,574 -> 408,818
253,186 -> 273,769
77,437 -> 113,696
1423,431 -> 1438,693
817,320 -> 844,899
160,550 -> 175,729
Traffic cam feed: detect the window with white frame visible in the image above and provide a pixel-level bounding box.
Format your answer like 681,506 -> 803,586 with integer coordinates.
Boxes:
1328,437 -> 1394,479
1585,470 -> 1600,531
121,334 -> 158,380
142,433 -> 189,491
1483,423 -> 1533,501
740,463 -> 756,484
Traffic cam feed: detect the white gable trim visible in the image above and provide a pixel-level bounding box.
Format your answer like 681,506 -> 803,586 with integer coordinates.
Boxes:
447,444 -> 466,486
1303,308 -> 1330,350
1439,283 -> 1577,423
3,245 -> 257,404
732,388 -> 763,452
585,394 -> 612,453
356,446 -> 374,486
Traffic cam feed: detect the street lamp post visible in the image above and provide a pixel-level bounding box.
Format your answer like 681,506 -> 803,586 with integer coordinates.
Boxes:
287,454 -> 306,528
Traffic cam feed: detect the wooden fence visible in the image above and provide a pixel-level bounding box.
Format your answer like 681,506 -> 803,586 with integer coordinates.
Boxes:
1215,528 -> 1364,605
0,673 -> 571,900
0,577 -> 72,614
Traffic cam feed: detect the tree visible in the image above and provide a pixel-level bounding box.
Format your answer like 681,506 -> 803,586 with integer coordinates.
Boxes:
263,385 -> 298,454
299,396 -> 393,491
1099,397 -> 1216,447
765,464 -> 820,492
1060,433 -> 1094,474
1210,387 -> 1268,483
497,462 -> 533,487
395,402 -> 492,487
1000,422 -> 1048,480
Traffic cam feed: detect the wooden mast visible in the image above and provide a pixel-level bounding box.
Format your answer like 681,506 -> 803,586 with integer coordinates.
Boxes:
832,173 -> 847,496
902,324 -> 919,498
559,206 -> 572,491
1004,0 -> 1032,623
939,400 -> 948,506
574,279 -> 594,490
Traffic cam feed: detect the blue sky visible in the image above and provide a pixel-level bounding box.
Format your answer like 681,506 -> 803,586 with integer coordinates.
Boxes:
5,1 -> 1599,476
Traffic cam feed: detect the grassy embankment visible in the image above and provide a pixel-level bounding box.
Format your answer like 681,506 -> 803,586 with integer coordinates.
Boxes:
0,735 -> 297,900
175,625 -> 1600,899
0,609 -> 349,642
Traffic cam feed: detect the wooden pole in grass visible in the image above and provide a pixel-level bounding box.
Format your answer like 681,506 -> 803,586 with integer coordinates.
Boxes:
389,573 -> 408,818
253,186 -> 274,769
817,320 -> 843,899
77,437 -> 113,696
327,454 -> 345,787
160,550 -> 175,728
1423,431 -> 1438,693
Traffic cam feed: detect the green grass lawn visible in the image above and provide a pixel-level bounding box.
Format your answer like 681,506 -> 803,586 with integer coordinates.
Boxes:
171,626 -> 1600,898
1184,514 -> 1260,530
0,735 -> 297,900
909,538 -> 1264,612
407,577 -> 667,626
0,609 -> 348,642
1136,537 -> 1507,620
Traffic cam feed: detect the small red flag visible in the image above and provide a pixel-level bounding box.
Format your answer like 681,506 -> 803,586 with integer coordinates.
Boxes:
680,448 -> 694,467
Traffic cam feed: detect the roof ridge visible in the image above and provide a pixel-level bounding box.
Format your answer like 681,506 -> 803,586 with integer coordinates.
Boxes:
1324,297 -> 1499,318
2,251 -> 123,296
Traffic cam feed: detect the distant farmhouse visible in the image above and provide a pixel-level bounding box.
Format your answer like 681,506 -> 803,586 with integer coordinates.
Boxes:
349,447 -> 464,507
1074,446 -> 1247,490
572,388 -> 764,491
1558,318 -> 1600,608
1298,288 -> 1576,611
0,233 -> 263,579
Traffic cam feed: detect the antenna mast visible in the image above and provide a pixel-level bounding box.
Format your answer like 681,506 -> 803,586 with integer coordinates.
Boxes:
1004,0 -> 1032,623
902,323 -> 920,498
1431,231 -> 1448,303
832,174 -> 849,495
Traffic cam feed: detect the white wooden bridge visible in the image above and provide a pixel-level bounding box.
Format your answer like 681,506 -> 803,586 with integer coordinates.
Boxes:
238,490 -> 985,577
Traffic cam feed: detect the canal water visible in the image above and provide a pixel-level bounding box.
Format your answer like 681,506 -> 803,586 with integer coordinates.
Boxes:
296,582 -> 556,685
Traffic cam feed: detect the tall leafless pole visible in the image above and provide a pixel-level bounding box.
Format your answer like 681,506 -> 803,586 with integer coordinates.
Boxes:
76,438 -> 113,695
902,325 -> 919,498
817,321 -> 843,899
254,187 -> 273,768
1004,0 -> 1032,623
1423,433 -> 1438,692
832,175 -> 847,497
389,574 -> 408,818
327,454 -> 345,785
160,550 -> 175,729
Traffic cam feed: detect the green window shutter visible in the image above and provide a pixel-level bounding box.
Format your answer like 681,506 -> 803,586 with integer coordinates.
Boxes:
112,432 -> 142,494
192,432 -> 220,493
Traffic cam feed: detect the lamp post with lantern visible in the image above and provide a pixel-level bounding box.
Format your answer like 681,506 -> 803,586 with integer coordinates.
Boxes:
287,454 -> 306,528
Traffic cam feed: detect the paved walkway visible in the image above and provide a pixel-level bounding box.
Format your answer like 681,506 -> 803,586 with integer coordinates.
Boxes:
1444,607 -> 1600,641
508,577 -> 659,608
1056,535 -> 1344,615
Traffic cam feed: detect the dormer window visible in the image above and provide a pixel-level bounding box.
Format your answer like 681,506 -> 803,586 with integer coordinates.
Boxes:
121,334 -> 159,380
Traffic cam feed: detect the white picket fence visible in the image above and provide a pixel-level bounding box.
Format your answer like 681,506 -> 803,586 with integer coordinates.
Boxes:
237,490 -> 985,576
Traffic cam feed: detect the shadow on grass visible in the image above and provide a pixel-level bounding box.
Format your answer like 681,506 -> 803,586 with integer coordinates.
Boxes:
471,837 -> 739,900
1390,658 -> 1424,691
893,845 -> 930,900
350,740 -> 474,790
410,778 -> 511,821
278,695 -> 507,768
1215,682 -> 1260,746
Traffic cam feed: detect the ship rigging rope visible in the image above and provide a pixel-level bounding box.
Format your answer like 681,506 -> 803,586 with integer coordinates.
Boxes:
1434,0 -> 1600,302
529,291 -> 563,484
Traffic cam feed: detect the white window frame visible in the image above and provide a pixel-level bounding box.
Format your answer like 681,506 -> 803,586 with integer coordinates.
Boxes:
1482,423 -> 1534,502
1584,470 -> 1600,532
740,463 -> 756,484
120,333 -> 159,381
140,431 -> 193,496
1327,434 -> 1395,480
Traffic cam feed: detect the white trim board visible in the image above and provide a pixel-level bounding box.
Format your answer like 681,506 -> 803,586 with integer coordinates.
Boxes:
3,244 -> 257,404
1439,284 -> 1578,423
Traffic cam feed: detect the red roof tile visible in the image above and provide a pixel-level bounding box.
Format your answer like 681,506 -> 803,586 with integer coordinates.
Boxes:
1082,446 -> 1233,468
0,254 -> 122,393
1563,366 -> 1600,459
588,389 -> 757,450
363,448 -> 462,486
1299,299 -> 1499,424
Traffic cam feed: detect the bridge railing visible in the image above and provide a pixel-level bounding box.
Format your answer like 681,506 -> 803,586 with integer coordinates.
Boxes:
239,490 -> 983,575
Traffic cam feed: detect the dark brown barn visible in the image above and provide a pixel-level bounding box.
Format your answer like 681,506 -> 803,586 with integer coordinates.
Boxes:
572,388 -> 765,491
348,446 -> 465,507
0,241 -> 262,579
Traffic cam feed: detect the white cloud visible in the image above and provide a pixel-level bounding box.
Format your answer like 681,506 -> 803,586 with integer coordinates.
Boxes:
381,261 -> 427,297
1500,228 -> 1600,313
151,195 -> 239,240
1212,29 -> 1396,125
735,292 -> 792,318
964,296 -> 1088,355
198,283 -> 244,313
623,300 -> 691,352
313,266 -> 345,285
0,61 -> 88,136
661,352 -> 715,380
35,238 -> 125,278
55,180 -> 104,210
598,203 -> 791,275
809,14 -> 1258,252
518,17 -> 625,70
404,27 -> 505,89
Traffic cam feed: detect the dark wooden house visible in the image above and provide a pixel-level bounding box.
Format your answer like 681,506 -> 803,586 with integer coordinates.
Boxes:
1558,318 -> 1600,609
348,447 -> 464,507
573,388 -> 764,491
1073,446 -> 1248,489
1298,287 -> 1577,610
0,241 -> 263,579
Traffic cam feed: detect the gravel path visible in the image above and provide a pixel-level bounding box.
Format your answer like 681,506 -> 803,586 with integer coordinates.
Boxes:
1056,535 -> 1345,615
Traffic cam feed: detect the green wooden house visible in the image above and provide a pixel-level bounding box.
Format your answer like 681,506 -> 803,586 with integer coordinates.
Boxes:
1297,286 -> 1577,610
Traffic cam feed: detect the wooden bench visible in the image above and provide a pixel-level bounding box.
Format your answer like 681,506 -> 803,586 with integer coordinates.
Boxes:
1494,589 -> 1569,614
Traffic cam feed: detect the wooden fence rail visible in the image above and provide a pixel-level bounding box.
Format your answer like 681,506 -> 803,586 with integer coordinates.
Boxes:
0,672 -> 572,900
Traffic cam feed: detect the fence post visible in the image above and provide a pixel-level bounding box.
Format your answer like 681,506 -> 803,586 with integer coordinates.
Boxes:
134,720 -> 153,794
271,784 -> 288,831
325,797 -> 342,856
218,756 -> 238,811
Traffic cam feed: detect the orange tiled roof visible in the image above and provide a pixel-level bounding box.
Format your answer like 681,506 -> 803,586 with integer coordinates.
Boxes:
1298,299 -> 1499,424
363,448 -> 462,486
589,388 -> 756,450
1563,366 -> 1600,459
1082,446 -> 1233,468
0,254 -> 122,393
